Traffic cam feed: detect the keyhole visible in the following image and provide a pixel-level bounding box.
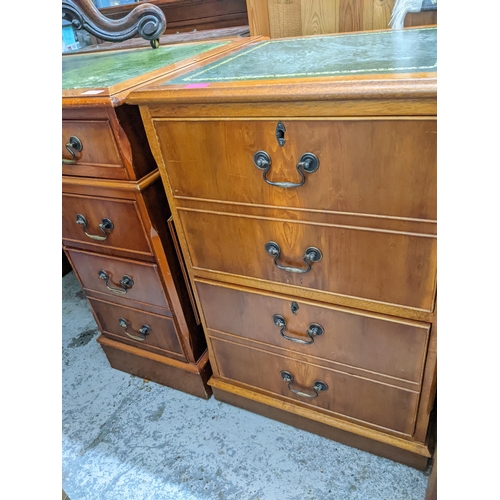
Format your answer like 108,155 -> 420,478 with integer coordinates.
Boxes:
291,301 -> 299,314
276,121 -> 286,146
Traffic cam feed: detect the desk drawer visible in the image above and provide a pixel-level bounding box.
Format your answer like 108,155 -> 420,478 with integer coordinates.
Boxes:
179,210 -> 437,311
62,119 -> 126,179
156,119 -> 436,220
196,281 -> 430,384
88,297 -> 184,358
67,248 -> 170,310
211,337 -> 420,436
62,193 -> 152,256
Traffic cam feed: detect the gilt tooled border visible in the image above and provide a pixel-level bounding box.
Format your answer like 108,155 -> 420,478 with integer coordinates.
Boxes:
177,27 -> 437,83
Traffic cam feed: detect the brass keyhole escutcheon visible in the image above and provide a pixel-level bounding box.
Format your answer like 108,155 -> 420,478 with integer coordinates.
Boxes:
276,121 -> 286,146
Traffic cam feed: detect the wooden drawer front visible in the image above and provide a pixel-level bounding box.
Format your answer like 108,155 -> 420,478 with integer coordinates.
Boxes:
88,297 -> 184,357
156,119 -> 436,220
62,120 -> 126,179
211,337 -> 420,436
67,249 -> 169,309
179,210 -> 436,311
62,193 -> 152,256
196,282 -> 430,383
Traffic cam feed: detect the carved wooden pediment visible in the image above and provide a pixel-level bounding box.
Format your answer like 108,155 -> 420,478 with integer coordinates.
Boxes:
62,0 -> 167,48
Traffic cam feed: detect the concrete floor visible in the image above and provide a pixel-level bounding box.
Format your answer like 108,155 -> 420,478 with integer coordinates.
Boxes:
62,270 -> 430,500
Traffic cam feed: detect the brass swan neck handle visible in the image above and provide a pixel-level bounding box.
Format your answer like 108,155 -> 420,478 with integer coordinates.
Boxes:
62,0 -> 167,49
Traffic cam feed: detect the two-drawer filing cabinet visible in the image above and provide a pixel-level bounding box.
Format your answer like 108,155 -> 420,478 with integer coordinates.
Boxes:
62,37 -> 263,398
128,27 -> 437,467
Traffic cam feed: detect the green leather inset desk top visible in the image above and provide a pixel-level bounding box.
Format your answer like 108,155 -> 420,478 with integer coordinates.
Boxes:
62,41 -> 229,90
167,28 -> 436,84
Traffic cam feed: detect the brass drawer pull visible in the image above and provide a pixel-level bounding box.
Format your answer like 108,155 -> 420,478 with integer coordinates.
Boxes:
62,136 -> 83,165
98,270 -> 134,294
118,318 -> 151,341
75,214 -> 114,241
265,241 -> 322,274
280,371 -> 328,399
253,151 -> 319,188
273,314 -> 324,345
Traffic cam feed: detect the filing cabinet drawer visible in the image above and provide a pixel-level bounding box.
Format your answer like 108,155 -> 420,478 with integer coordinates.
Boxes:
196,281 -> 430,383
211,336 -> 420,436
156,119 -> 436,220
89,297 -> 184,358
62,193 -> 153,256
62,119 -> 126,179
66,248 -> 170,310
179,210 -> 437,311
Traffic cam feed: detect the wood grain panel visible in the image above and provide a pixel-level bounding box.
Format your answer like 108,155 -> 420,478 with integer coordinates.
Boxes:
196,280 -> 430,383
146,99 -> 437,119
267,0 -> 302,38
62,120 -> 123,176
177,198 -> 436,236
98,336 -> 212,399
211,336 -> 420,435
301,0 -> 338,36
246,0 -> 271,36
156,119 -> 437,221
67,248 -> 170,310
178,209 -> 437,311
247,0 -> 436,37
338,0 -> 367,32
89,297 -> 184,357
405,10 -> 437,28
373,0 -> 394,30
62,193 -> 152,256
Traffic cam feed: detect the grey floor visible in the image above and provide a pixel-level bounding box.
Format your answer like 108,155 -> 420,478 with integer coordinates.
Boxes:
62,270 -> 431,500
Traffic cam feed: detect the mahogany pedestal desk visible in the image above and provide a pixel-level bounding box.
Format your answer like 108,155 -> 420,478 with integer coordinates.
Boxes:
128,27 -> 437,467
62,37 -> 262,398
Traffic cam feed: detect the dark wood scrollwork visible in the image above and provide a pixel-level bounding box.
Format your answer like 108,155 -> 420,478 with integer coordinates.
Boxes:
62,0 -> 167,49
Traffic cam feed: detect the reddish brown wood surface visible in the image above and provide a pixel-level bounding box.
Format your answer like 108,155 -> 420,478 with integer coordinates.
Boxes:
211,336 -> 420,436
196,280 -> 430,384
67,248 -> 170,310
62,105 -> 157,181
62,193 -> 153,257
99,0 -> 249,35
129,74 -> 437,107
89,296 -> 184,357
62,168 -> 159,197
178,209 -> 437,311
62,118 -> 124,175
156,118 -> 436,220
62,166 -> 207,365
168,216 -> 201,325
175,197 -> 436,236
98,335 -> 212,398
